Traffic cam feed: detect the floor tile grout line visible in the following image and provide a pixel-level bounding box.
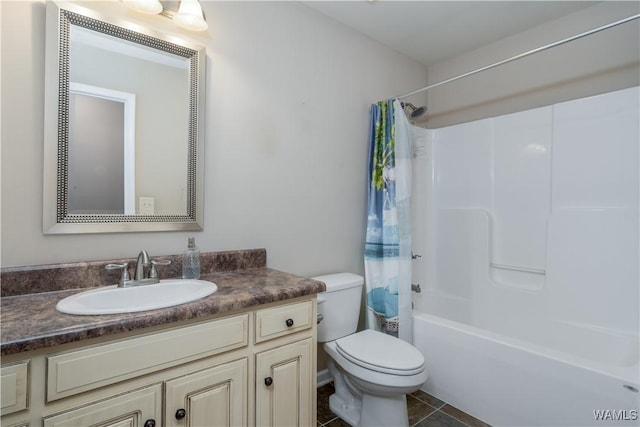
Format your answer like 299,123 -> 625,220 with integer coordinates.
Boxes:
422,409 -> 462,427
409,397 -> 442,427
416,393 -> 490,426
433,408 -> 487,427
440,409 -> 483,427
411,392 -> 490,426
410,394 -> 446,410
433,397 -> 490,427
410,412 -> 431,427
320,415 -> 339,426
411,407 -> 441,427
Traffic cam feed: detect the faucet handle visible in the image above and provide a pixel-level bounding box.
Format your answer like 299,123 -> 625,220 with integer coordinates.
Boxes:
106,262 -> 130,284
149,259 -> 171,279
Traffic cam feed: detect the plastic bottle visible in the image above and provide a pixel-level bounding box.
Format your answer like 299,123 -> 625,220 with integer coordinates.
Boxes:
182,237 -> 201,279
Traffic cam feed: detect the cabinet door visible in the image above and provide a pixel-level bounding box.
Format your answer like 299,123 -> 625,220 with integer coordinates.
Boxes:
43,384 -> 161,427
1,360 -> 29,416
255,338 -> 312,427
165,358 -> 248,427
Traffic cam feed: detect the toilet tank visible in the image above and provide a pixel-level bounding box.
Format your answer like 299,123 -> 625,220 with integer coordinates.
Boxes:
313,273 -> 364,343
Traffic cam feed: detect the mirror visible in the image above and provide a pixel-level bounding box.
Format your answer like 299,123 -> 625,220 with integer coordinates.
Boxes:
43,1 -> 205,233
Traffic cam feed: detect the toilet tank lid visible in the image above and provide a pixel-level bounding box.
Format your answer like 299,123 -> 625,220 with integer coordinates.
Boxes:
312,273 -> 363,292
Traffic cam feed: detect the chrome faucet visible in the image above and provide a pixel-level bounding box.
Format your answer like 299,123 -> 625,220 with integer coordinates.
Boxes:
134,250 -> 151,280
106,250 -> 171,288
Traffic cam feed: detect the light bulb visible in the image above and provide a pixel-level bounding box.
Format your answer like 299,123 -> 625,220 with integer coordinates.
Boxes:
122,0 -> 163,15
174,0 -> 208,32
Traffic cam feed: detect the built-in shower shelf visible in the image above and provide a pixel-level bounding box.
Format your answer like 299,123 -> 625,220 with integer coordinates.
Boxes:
490,263 -> 546,275
489,263 -> 546,291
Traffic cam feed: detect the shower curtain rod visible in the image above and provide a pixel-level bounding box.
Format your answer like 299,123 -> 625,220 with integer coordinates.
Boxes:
395,13 -> 640,100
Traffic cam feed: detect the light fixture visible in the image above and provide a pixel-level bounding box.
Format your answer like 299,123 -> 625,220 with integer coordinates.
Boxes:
173,0 -> 208,32
122,0 -> 209,32
122,0 -> 163,15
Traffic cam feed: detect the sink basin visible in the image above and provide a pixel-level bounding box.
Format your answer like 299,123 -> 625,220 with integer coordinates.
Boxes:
56,279 -> 217,315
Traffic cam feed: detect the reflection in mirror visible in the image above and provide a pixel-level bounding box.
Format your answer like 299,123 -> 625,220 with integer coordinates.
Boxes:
68,84 -> 130,214
43,1 -> 205,233
69,25 -> 189,216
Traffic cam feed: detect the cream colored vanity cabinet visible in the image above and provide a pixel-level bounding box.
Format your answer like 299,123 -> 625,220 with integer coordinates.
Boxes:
1,295 -> 317,427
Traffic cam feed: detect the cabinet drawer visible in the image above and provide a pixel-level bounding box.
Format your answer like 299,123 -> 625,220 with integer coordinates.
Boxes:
1,360 -> 29,416
47,314 -> 248,401
255,300 -> 313,343
43,383 -> 162,427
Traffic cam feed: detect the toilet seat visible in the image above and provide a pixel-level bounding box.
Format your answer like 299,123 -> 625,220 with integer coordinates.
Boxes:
335,329 -> 425,376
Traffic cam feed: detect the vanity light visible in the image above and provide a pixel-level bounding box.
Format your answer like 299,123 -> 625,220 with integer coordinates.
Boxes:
173,0 -> 209,32
122,0 -> 163,15
122,0 -> 208,32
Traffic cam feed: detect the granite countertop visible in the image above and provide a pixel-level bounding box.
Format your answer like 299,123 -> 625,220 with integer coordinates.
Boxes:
1,268 -> 326,356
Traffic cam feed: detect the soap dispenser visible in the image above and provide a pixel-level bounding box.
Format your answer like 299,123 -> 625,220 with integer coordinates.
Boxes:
182,237 -> 201,279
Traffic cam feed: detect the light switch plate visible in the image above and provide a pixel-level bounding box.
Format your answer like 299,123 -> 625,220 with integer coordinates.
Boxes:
139,197 -> 155,215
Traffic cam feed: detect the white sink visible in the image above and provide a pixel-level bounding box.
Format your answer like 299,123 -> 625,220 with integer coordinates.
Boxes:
56,279 -> 217,315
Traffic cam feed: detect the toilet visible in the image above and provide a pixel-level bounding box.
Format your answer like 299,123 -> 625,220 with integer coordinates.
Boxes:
314,273 -> 428,427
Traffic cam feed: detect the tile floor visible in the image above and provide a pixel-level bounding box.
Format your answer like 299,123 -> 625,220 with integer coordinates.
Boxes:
317,382 -> 493,427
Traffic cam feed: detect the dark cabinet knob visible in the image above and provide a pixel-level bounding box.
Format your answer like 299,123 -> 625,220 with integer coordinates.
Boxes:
285,318 -> 294,327
175,408 -> 187,420
264,376 -> 273,386
144,420 -> 156,427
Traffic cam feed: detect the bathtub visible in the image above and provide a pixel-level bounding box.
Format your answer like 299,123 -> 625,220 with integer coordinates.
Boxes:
412,290 -> 640,427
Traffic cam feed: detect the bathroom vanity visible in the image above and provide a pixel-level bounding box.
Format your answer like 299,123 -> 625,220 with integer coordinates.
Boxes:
0,251 -> 325,427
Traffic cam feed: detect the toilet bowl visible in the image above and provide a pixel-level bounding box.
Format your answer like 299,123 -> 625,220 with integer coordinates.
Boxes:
314,273 -> 428,427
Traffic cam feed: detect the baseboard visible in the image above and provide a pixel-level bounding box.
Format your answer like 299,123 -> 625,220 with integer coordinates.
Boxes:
317,368 -> 333,387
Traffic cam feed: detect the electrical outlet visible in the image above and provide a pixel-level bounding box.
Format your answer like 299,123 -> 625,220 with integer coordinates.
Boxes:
139,197 -> 155,215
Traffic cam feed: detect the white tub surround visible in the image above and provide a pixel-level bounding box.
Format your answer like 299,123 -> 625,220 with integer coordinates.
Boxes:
411,87 -> 640,427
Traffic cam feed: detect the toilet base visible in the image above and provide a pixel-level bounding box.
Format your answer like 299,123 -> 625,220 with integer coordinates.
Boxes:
328,358 -> 412,427
329,393 -> 361,426
329,390 -> 409,427
362,393 -> 409,427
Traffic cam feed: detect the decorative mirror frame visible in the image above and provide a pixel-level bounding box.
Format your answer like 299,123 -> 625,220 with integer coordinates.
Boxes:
43,1 -> 205,234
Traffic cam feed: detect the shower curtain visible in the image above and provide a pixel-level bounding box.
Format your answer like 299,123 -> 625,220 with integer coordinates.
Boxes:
364,99 -> 413,343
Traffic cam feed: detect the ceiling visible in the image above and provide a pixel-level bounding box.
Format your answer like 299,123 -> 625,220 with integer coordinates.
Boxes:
303,1 -> 600,67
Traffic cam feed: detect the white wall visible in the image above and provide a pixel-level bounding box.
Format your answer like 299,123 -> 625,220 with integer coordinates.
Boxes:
0,1 -> 428,273
422,2 -> 640,128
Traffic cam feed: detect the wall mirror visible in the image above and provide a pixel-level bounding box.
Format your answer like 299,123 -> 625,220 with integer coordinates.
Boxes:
43,1 -> 205,234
